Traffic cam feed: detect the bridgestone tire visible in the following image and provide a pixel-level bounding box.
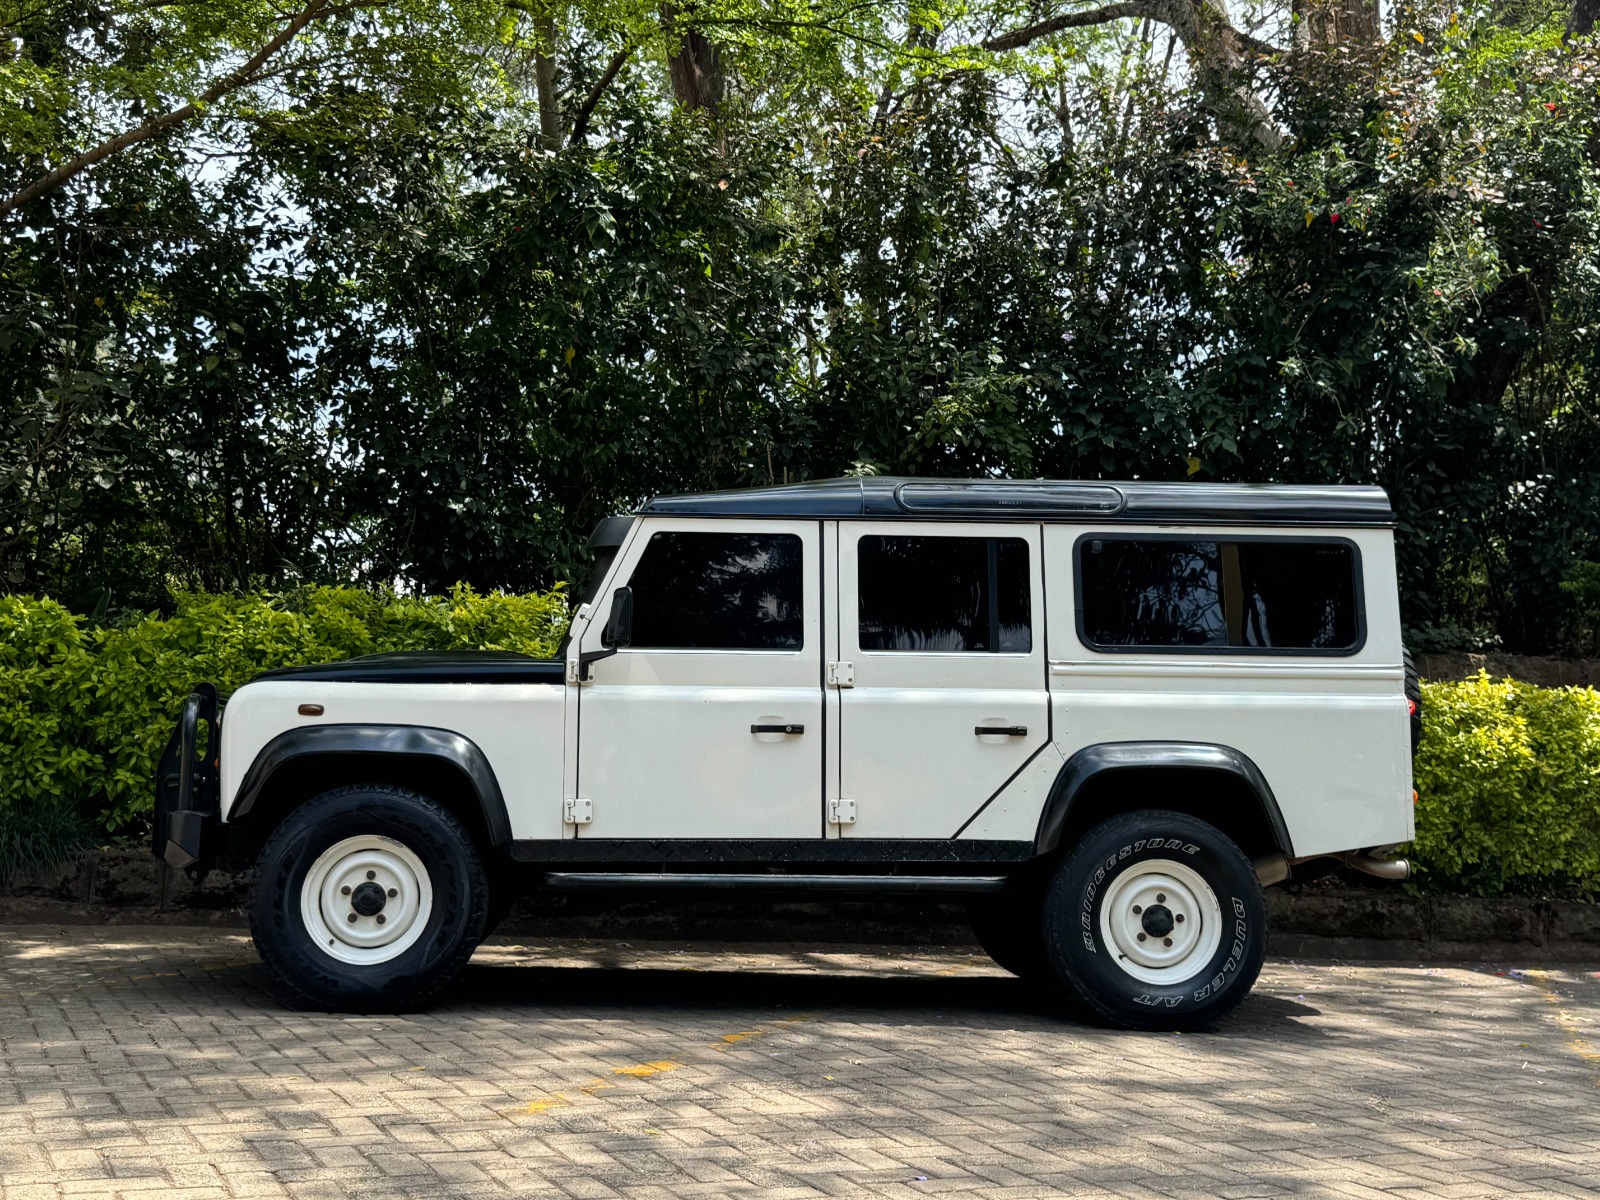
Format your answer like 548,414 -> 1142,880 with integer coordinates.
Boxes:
1042,810 -> 1267,1031
249,784 -> 489,1011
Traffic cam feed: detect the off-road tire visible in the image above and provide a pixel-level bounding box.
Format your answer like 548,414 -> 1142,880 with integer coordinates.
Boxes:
249,784 -> 489,1011
1042,810 -> 1267,1031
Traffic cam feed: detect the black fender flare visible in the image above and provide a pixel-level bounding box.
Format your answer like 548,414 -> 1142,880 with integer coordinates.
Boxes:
230,724 -> 511,849
1034,741 -> 1293,858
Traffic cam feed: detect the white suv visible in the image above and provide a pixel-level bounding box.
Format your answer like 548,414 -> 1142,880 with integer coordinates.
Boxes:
155,478 -> 1418,1029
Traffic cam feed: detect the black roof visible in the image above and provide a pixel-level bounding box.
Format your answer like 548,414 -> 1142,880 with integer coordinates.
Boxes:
639,477 -> 1394,527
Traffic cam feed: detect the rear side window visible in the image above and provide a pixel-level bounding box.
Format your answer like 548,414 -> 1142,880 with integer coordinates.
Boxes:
1078,536 -> 1361,653
625,531 -> 804,649
858,535 -> 1032,652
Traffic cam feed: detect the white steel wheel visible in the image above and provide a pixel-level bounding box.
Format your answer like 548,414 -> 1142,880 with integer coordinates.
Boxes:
1097,857 -> 1223,986
300,834 -> 435,966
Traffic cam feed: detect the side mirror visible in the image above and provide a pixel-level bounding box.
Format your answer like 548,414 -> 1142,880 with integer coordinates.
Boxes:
602,587 -> 634,648
579,587 -> 633,680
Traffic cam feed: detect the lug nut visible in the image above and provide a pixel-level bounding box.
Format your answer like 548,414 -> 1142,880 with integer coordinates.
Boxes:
1175,914 -> 1185,924
347,913 -> 358,923
1132,904 -> 1143,914
341,886 -> 351,896
1163,937 -> 1173,947
376,914 -> 386,925
1156,893 -> 1167,903
366,870 -> 376,881
1137,932 -> 1147,942
388,888 -> 398,898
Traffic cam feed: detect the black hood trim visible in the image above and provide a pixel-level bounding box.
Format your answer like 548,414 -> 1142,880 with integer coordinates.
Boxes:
252,651 -> 564,686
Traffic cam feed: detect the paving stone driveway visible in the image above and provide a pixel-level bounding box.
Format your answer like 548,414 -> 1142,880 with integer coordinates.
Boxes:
0,928 -> 1597,1200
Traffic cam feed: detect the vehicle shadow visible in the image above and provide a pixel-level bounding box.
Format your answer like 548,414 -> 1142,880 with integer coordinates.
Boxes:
422,960 -> 1327,1037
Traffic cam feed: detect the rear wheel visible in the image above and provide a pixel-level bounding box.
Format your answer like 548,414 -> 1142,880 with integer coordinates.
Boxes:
1042,810 -> 1266,1030
249,784 -> 489,1010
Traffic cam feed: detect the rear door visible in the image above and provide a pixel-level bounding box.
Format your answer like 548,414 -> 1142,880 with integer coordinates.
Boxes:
574,520 -> 823,840
833,522 -> 1050,838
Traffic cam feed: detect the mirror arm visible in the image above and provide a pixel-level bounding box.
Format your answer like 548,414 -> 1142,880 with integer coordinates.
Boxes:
576,645 -> 618,681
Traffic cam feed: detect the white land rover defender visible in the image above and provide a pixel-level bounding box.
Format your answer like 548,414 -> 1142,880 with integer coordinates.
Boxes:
154,478 -> 1420,1029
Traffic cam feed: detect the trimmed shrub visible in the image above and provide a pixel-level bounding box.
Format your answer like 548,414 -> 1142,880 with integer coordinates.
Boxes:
0,586 -> 569,840
1410,674 -> 1600,899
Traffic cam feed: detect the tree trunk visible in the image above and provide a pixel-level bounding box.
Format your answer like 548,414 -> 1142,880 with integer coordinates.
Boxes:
662,6 -> 724,112
1571,0 -> 1599,37
533,16 -> 563,151
1292,0 -> 1379,49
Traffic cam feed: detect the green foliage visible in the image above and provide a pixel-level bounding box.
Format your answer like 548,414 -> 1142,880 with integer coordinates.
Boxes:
0,586 -> 569,837
1410,675 -> 1600,898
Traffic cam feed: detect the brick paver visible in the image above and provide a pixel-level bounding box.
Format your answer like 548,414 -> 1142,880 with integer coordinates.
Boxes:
0,928 -> 1596,1199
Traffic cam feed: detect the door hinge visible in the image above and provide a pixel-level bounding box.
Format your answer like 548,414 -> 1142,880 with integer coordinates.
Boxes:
565,659 -> 582,684
564,798 -> 593,826
829,798 -> 856,826
828,661 -> 855,688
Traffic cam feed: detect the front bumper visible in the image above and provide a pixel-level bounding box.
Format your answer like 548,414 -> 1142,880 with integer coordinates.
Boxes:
152,684 -> 221,870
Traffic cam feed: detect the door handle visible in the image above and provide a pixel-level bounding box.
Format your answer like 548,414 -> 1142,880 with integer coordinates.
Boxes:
975,726 -> 1028,737
751,724 -> 805,735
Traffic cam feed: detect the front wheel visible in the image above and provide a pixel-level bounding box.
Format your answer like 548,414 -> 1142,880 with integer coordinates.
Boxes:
1042,810 -> 1267,1030
249,784 -> 489,1011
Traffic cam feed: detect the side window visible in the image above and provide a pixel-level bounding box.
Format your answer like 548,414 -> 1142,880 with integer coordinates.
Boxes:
858,535 -> 1032,653
1078,536 -> 1361,652
624,531 -> 804,650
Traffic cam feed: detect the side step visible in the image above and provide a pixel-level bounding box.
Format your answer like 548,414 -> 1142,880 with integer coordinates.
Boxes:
544,872 -> 1009,895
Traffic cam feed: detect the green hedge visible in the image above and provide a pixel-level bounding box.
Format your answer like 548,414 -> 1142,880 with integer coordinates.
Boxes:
4,590 -> 1599,900
1410,675 -> 1600,899
0,587 -> 568,841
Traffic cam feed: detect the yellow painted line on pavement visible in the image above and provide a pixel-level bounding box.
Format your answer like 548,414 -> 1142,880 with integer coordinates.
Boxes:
506,1016 -> 813,1118
1521,970 -> 1600,1080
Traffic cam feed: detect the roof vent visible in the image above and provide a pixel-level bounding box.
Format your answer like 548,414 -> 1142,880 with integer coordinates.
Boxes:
894,481 -> 1126,517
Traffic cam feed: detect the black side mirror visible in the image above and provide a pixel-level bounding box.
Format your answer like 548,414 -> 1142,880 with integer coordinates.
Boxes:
579,587 -> 633,680
602,587 -> 634,648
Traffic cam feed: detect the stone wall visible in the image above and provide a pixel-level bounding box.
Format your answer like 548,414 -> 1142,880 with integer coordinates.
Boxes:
1417,652 -> 1600,688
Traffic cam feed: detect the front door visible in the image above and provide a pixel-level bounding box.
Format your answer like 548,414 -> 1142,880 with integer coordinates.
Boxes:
835,522 -> 1050,839
575,519 -> 823,840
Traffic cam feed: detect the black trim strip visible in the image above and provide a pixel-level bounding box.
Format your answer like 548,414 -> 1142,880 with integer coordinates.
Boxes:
544,872 -> 1008,894
511,838 -> 1035,865
252,651 -> 564,686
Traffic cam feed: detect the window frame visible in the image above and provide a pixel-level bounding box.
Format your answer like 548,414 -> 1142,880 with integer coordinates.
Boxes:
1071,531 -> 1368,657
617,528 -> 809,654
855,532 -> 1035,656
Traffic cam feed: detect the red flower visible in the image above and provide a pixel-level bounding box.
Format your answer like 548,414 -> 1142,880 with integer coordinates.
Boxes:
1546,102 -> 1558,111
1330,212 -> 1341,224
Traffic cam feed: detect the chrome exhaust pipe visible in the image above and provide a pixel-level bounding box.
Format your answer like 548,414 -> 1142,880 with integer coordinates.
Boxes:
1341,852 -> 1410,881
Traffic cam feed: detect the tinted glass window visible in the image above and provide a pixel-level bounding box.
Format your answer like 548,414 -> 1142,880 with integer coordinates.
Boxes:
1080,540 -> 1226,647
1079,537 -> 1360,652
625,532 -> 803,650
858,536 -> 1031,653
1236,542 -> 1360,649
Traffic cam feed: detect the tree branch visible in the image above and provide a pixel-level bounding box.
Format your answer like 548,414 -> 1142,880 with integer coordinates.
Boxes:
0,0 -> 331,218
568,44 -> 632,145
982,2 -> 1155,52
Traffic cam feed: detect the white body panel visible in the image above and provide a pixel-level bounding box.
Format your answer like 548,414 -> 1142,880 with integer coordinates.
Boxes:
834,521 -> 1051,839
219,680 -> 568,840
572,518 -> 823,839
1037,524 -> 1415,856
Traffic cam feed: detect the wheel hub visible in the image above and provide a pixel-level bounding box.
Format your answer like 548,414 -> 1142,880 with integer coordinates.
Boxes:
1098,858 -> 1224,986
1140,903 -> 1175,938
350,880 -> 388,917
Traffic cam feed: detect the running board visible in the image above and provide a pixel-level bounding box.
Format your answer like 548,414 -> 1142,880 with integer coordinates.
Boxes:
543,872 -> 1009,895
